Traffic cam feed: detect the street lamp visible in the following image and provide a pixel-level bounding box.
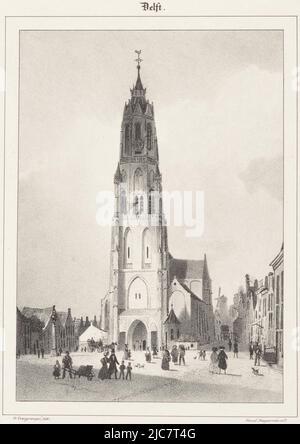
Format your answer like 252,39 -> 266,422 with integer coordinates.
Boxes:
51,305 -> 58,357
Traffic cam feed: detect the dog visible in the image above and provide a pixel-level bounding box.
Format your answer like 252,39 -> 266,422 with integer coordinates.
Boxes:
135,363 -> 145,369
252,367 -> 263,376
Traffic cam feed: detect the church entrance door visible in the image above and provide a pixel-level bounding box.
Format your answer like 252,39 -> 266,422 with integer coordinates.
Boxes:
128,320 -> 148,351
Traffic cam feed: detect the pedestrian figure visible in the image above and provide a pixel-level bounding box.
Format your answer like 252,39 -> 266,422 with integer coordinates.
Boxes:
37,348 -> 41,359
145,347 -> 152,363
209,347 -> 219,374
218,347 -> 228,375
171,345 -> 179,365
198,349 -> 203,360
59,347 -> 63,357
53,360 -> 61,380
255,346 -> 262,367
108,351 -> 119,380
98,353 -> 109,380
153,346 -> 158,358
41,347 -> 45,359
126,362 -> 132,380
161,348 -> 171,370
62,351 -> 73,379
233,341 -> 239,358
228,339 -> 232,352
179,345 -> 186,366
123,344 -> 129,361
119,361 -> 126,380
202,350 -> 207,361
249,342 -> 254,360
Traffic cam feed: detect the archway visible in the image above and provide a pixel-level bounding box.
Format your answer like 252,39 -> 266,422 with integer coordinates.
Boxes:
128,320 -> 148,352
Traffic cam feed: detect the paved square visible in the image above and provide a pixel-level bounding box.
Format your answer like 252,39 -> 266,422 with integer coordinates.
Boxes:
16,350 -> 283,403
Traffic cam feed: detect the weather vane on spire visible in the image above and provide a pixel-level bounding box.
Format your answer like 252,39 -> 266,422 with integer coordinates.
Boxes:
135,50 -> 143,69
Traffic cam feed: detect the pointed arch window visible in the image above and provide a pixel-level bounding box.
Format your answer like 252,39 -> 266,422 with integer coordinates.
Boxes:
149,170 -> 155,188
148,189 -> 155,214
134,168 -> 143,191
124,228 -> 132,267
140,196 -> 144,215
128,278 -> 148,309
147,123 -> 152,150
124,124 -> 130,155
142,228 -> 151,268
135,122 -> 141,140
120,188 -> 127,215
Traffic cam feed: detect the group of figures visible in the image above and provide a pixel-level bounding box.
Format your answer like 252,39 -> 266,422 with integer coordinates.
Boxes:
98,348 -> 133,381
53,351 -> 74,379
249,342 -> 263,366
161,345 -> 186,370
209,346 -> 229,374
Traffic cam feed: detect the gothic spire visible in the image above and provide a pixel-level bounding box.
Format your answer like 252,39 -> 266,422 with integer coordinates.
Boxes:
134,49 -> 144,90
131,50 -> 146,99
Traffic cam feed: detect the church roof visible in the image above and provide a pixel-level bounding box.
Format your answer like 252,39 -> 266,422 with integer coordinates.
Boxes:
164,307 -> 181,325
169,257 -> 205,282
22,306 -> 53,328
179,282 -> 206,303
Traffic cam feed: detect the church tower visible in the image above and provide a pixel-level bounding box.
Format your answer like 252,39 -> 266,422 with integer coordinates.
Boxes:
103,51 -> 169,351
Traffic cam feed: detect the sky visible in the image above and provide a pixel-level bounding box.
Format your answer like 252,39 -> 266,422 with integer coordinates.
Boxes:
18,30 -> 283,318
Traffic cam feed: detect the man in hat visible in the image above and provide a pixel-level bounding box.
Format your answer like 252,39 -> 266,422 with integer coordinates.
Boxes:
62,351 -> 73,379
108,351 -> 120,380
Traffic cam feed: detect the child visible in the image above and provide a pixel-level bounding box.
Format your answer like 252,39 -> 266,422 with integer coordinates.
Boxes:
126,362 -> 132,380
119,361 -> 126,380
53,360 -> 61,380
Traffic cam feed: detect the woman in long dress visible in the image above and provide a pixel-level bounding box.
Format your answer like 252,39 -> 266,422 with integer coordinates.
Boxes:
171,346 -> 179,365
209,348 -> 219,374
145,347 -> 152,363
218,347 -> 228,375
98,354 -> 109,380
161,348 -> 171,371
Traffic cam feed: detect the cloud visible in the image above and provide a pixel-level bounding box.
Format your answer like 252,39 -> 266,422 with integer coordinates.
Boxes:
239,156 -> 283,202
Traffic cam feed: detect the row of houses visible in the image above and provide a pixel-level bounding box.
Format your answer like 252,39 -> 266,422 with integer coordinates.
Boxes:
16,306 -> 103,356
231,244 -> 284,365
